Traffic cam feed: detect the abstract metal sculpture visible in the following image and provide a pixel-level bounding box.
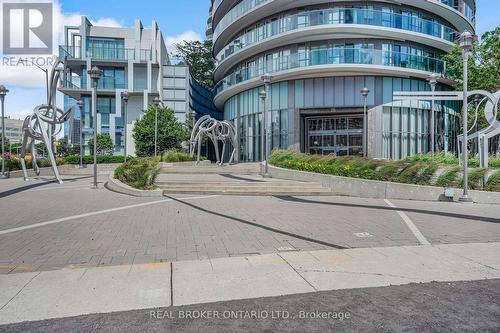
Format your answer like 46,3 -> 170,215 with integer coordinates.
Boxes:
19,58 -> 74,184
189,115 -> 238,165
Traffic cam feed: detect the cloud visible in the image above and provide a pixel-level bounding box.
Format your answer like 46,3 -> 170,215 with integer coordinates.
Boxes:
165,30 -> 201,55
0,1 -> 124,89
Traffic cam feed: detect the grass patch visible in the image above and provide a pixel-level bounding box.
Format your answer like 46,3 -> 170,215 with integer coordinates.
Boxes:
435,167 -> 461,187
486,170 -> 500,192
405,152 -> 500,168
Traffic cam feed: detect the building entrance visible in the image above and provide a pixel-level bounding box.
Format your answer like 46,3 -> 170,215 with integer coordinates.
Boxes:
305,115 -> 364,156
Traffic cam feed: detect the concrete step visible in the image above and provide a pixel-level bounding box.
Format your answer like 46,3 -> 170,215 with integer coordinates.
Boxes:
160,163 -> 261,175
162,189 -> 332,196
159,180 -> 332,196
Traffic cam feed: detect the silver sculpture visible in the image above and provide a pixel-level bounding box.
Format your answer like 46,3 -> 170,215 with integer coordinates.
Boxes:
19,58 -> 74,184
189,115 -> 238,165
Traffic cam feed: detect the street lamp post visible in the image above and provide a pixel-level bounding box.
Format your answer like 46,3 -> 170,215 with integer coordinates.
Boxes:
153,96 -> 161,157
88,66 -> 103,189
360,87 -> 370,158
428,73 -> 440,160
261,73 -> 272,177
0,85 -> 9,179
76,100 -> 84,168
121,92 -> 129,162
259,89 -> 267,176
458,30 -> 476,203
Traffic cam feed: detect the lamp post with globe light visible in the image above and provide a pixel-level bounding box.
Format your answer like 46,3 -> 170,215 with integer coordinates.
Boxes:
0,85 -> 9,179
88,66 -> 103,188
360,87 -> 370,158
121,92 -> 129,162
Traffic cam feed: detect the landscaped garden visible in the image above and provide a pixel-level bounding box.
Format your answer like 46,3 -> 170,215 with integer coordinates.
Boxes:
268,150 -> 500,192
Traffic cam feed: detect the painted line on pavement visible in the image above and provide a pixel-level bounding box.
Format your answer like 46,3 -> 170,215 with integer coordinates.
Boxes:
384,199 -> 430,245
0,195 -> 219,236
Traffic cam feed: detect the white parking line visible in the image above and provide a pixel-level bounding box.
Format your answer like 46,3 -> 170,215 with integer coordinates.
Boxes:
384,199 -> 430,245
0,195 -> 219,236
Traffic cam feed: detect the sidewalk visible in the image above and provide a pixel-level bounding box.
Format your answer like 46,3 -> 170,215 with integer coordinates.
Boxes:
1,242 -> 499,325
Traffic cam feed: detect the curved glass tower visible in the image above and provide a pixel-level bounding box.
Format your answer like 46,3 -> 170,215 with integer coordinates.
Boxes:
211,0 -> 476,161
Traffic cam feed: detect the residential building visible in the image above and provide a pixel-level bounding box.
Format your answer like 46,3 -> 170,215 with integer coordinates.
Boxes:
211,0 -> 476,161
59,16 -> 190,156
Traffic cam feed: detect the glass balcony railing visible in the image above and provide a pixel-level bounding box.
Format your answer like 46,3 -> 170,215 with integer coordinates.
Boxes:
59,45 -> 152,62
215,48 -> 446,96
217,8 -> 458,64
61,76 -> 126,90
439,0 -> 475,24
213,0 -> 271,41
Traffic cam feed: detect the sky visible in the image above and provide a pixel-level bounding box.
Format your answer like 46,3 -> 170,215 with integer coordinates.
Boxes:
0,0 -> 499,121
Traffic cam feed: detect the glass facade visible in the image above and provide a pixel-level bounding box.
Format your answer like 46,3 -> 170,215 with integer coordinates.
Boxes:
224,76 -> 460,162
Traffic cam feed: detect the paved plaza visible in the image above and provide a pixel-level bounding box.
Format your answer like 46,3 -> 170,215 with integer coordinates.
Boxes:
0,175 -> 500,274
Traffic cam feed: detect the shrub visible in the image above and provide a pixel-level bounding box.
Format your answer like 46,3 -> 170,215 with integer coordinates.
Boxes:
485,170 -> 500,192
2,156 -> 64,171
436,167 -> 461,187
114,157 -> 160,190
269,150 -> 500,192
162,149 -> 203,162
64,155 -> 125,165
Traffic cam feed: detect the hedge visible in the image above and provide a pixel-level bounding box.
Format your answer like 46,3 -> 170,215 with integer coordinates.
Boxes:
269,149 -> 499,192
63,155 -> 125,164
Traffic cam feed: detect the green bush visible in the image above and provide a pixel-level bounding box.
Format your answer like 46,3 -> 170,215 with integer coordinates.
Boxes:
2,156 -> 64,171
64,155 -> 125,165
436,167 -> 461,187
269,150 -> 500,192
114,157 -> 160,190
405,152 -> 500,168
485,170 -> 500,192
162,149 -> 203,163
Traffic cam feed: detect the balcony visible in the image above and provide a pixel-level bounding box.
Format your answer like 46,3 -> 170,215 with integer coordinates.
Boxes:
216,8 -> 457,66
215,47 -> 446,96
59,45 -> 152,62
61,76 -> 127,90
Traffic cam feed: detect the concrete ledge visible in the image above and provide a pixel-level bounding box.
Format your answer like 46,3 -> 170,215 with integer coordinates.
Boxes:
269,165 -> 500,205
105,173 -> 163,197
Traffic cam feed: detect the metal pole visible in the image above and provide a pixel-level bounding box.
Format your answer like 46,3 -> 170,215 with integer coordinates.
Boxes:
459,52 -> 472,202
155,106 -> 158,157
1,97 -> 5,177
363,96 -> 367,158
92,84 -> 98,188
124,99 -> 128,162
263,84 -> 269,177
431,83 -> 436,160
79,104 -> 84,168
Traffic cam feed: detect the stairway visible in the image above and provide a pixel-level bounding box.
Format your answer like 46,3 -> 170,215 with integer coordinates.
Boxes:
159,163 -> 261,175
157,179 -> 332,196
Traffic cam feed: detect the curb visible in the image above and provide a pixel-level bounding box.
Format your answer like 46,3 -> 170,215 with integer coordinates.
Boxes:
105,173 -> 163,197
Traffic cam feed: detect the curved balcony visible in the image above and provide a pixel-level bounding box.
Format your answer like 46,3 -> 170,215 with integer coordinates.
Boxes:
214,48 -> 446,108
213,0 -> 475,55
215,8 -> 457,80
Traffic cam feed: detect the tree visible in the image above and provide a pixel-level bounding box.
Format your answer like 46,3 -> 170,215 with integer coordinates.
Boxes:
56,138 -> 70,157
88,133 -> 114,156
132,105 -> 187,157
174,40 -> 215,88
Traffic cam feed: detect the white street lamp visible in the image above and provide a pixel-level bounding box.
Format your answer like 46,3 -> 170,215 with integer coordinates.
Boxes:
428,73 -> 440,160
88,66 -> 103,189
0,85 -> 9,179
121,92 -> 129,162
76,100 -> 84,168
360,87 -> 370,158
457,30 -> 476,203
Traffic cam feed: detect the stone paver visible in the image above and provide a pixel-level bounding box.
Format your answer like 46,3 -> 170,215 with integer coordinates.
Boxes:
1,176 -> 499,274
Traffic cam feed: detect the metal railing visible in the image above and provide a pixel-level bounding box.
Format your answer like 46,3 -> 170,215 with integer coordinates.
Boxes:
215,48 -> 446,95
217,8 -> 457,64
59,45 -> 152,62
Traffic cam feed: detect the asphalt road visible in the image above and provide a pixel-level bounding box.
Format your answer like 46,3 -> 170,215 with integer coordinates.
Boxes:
2,279 -> 499,333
